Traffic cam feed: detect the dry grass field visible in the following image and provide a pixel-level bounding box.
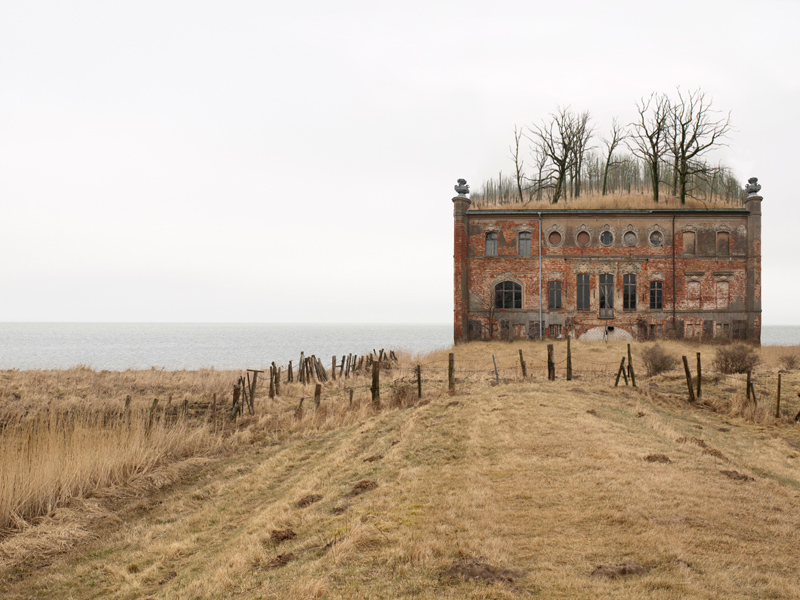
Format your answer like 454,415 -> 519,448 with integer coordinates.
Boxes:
1,340 -> 800,599
469,192 -> 743,211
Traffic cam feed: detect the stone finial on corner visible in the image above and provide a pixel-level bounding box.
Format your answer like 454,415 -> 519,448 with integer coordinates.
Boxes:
745,177 -> 762,197
454,178 -> 470,197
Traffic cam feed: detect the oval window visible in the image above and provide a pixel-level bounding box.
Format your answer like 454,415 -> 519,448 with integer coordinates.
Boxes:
623,231 -> 637,246
576,231 -> 590,247
548,231 -> 562,246
649,231 -> 663,246
600,231 -> 613,246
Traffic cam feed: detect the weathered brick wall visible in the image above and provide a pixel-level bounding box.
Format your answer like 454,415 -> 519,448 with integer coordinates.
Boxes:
453,206 -> 760,343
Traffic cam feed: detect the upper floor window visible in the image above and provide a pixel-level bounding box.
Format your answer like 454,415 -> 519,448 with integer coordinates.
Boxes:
549,281 -> 562,309
494,281 -> 521,309
623,274 -> 637,310
600,231 -> 614,246
649,231 -> 663,246
650,281 -> 664,309
577,274 -> 590,311
599,274 -> 614,308
716,232 -> 730,256
518,232 -> 531,256
485,232 -> 498,256
576,231 -> 591,247
683,232 -> 696,255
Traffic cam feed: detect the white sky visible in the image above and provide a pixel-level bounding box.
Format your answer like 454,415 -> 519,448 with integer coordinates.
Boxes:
1,0 -> 797,324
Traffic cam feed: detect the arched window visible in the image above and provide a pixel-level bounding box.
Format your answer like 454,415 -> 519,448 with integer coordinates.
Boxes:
485,232 -> 498,256
494,281 -> 522,309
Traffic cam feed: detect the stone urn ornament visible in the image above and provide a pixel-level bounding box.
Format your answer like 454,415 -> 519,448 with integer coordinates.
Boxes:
745,177 -> 761,197
454,178 -> 470,197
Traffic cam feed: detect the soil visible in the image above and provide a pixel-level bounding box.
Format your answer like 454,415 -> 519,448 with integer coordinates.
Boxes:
346,480 -> 378,497
270,528 -> 296,543
703,448 -> 728,461
586,409 -> 598,416
440,557 -> 520,584
590,562 -> 651,579
296,494 -> 323,508
720,470 -> 755,482
363,455 -> 383,463
645,454 -> 671,463
264,553 -> 294,569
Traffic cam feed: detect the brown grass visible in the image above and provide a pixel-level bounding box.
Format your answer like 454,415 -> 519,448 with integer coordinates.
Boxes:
1,340 -> 800,599
469,192 -> 744,211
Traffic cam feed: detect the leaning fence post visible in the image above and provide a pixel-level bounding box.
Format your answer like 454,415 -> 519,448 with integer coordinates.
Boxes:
627,344 -> 637,388
448,353 -> 455,392
417,364 -> 422,399
332,356 -> 337,381
566,335 -> 573,381
696,352 -> 702,399
268,367 -> 275,399
371,361 -> 381,409
775,373 -> 782,418
314,384 -> 322,408
492,355 -> 500,385
682,356 -> 696,403
746,370 -> 752,400
519,349 -> 527,379
547,344 -> 555,381
614,357 -> 626,387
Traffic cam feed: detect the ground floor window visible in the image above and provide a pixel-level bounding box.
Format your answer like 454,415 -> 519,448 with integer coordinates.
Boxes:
549,324 -> 563,338
549,281 -> 562,309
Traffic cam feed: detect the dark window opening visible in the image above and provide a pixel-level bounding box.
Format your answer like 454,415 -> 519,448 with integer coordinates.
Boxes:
599,274 -> 614,309
494,281 -> 522,309
485,232 -> 498,256
650,231 -> 663,246
548,281 -> 562,309
518,231 -> 531,256
577,274 -> 590,311
650,281 -> 663,309
623,274 -> 637,310
549,324 -> 563,338
600,231 -> 613,246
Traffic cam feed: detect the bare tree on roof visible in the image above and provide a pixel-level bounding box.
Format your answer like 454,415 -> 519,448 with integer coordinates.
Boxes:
601,118 -> 626,196
666,88 -> 732,204
628,92 -> 670,203
510,125 -> 526,204
529,107 -> 582,204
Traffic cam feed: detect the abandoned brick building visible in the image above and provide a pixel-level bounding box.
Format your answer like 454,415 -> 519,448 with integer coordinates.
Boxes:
452,178 -> 763,343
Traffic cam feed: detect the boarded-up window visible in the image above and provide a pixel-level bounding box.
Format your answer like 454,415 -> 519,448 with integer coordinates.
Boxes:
683,232 -> 696,254
716,232 -> 730,256
716,281 -> 730,309
528,321 -> 542,339
687,280 -> 701,308
577,231 -> 590,246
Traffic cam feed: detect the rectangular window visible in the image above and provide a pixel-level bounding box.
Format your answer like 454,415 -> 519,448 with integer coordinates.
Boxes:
716,232 -> 730,256
518,231 -> 531,256
650,281 -> 663,309
623,274 -> 637,310
485,232 -> 498,256
548,281 -> 562,309
528,321 -> 542,340
599,274 -> 613,309
683,232 -> 696,255
577,274 -> 590,311
549,324 -> 563,338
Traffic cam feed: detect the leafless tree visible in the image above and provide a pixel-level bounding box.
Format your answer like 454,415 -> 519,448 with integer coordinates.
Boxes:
601,118 -> 626,195
510,125 -> 526,204
571,111 -> 593,199
529,107 -> 580,204
666,88 -> 732,204
628,93 -> 670,203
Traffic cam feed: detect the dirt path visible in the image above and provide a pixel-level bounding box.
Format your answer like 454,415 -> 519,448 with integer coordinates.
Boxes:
2,380 -> 799,599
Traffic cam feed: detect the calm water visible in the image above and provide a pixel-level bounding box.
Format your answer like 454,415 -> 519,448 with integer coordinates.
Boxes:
0,323 -> 797,371
0,323 -> 453,371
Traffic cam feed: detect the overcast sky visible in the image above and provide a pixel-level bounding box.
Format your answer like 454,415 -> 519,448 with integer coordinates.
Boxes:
1,0 -> 797,324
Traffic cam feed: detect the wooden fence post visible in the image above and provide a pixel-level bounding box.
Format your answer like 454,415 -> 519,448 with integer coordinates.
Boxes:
268,367 -> 275,399
566,335 -> 573,381
417,364 -> 422,399
288,360 -> 293,383
547,344 -> 555,381
299,352 -> 305,384
696,352 -> 702,399
332,356 -> 337,381
349,388 -> 354,408
775,373 -> 782,418
314,384 -> 322,408
448,353 -> 455,392
682,356 -> 696,403
627,344 -> 637,388
492,355 -> 500,385
345,354 -> 351,378
614,357 -> 626,387
339,355 -> 345,378
519,349 -> 527,379
148,397 -> 160,432
371,361 -> 381,409
746,370 -> 752,400
750,382 -> 757,406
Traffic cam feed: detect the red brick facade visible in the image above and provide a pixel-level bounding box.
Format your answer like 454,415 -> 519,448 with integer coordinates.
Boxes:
453,196 -> 762,343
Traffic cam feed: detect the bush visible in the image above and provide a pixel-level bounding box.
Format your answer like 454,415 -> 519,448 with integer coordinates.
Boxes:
712,344 -> 761,374
641,344 -> 679,376
778,354 -> 800,370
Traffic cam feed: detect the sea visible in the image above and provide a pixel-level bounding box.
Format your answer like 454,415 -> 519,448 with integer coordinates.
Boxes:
0,323 -> 798,371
